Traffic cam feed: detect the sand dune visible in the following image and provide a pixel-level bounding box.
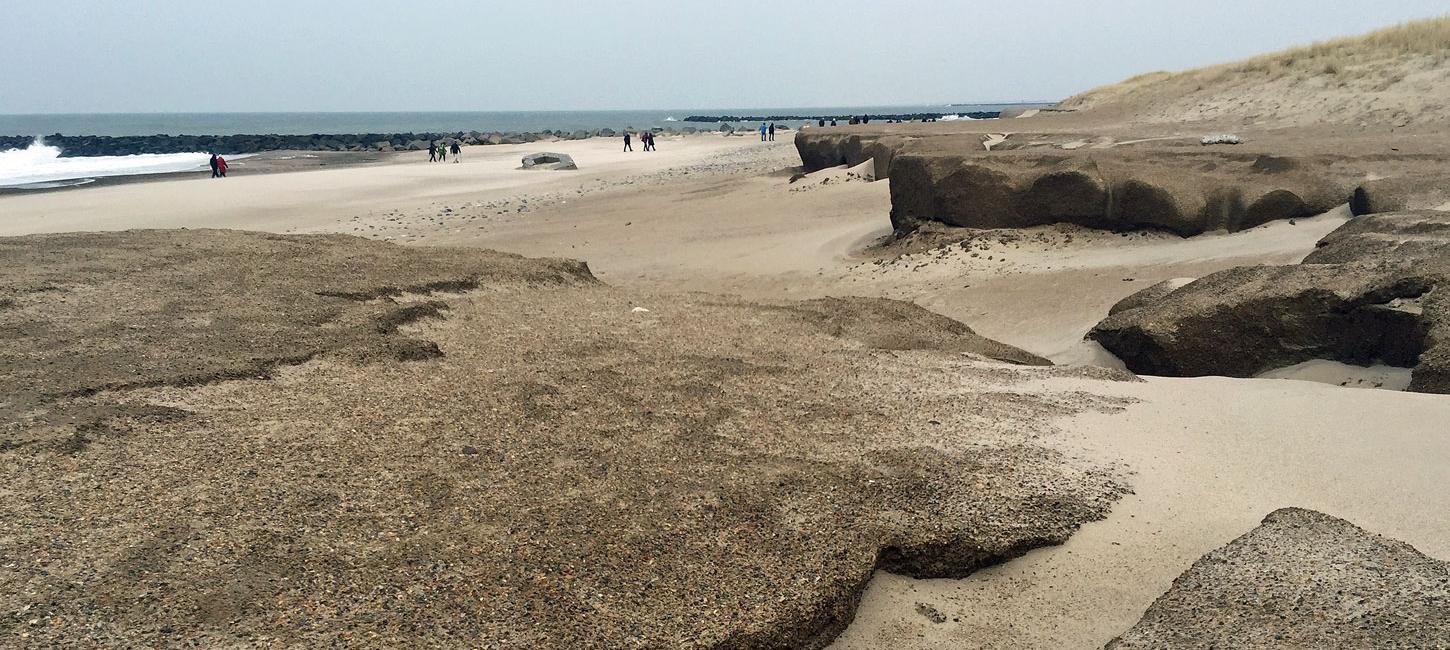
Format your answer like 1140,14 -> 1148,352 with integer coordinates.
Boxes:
1060,16 -> 1450,127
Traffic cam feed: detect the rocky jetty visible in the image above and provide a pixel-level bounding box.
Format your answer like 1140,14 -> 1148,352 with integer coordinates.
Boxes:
684,112 -> 1000,123
0,127 -> 705,158
1090,210 -> 1450,394
1108,508 -> 1450,649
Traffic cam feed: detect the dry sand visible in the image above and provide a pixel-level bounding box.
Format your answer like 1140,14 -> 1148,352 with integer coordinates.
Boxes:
0,134 -> 786,238
4,129 -> 1448,647
831,374 -> 1450,648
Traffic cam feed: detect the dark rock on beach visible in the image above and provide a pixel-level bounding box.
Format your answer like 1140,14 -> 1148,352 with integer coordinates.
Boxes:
1090,210 -> 1450,394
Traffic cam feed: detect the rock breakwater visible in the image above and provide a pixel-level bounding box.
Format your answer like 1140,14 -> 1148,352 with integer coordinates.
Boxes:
0,127 -> 710,157
685,112 -> 1000,123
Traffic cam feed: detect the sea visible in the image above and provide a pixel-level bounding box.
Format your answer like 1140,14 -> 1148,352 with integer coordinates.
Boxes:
0,103 -> 1046,188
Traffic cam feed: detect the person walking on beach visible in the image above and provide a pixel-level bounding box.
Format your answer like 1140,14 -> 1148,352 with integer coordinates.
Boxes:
450,140 -> 461,163
215,155 -> 228,177
209,153 -> 220,178
438,142 -> 447,163
624,131 -> 633,152
768,123 -> 775,141
759,122 -> 768,141
643,130 -> 656,151
428,141 -> 437,162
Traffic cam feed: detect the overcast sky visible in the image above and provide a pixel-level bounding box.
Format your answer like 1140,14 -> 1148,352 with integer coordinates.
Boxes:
3,0 -> 1446,114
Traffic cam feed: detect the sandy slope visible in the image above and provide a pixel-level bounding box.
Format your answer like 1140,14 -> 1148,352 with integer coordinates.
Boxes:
4,135 -> 1448,647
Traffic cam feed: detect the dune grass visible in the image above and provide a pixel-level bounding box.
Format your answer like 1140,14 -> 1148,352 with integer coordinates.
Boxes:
1069,15 -> 1450,105
1225,15 -> 1450,77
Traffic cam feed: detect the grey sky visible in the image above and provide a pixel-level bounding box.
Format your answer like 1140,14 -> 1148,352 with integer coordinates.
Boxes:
3,0 -> 1446,113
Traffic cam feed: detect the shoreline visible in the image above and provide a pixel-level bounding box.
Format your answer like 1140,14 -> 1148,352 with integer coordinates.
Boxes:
0,134 -> 798,238
0,149 -> 398,195
0,127 -> 697,158
0,132 -> 761,195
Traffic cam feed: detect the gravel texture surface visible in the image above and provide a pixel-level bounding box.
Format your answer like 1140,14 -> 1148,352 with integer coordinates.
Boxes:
1108,508 -> 1450,649
0,230 -> 1130,648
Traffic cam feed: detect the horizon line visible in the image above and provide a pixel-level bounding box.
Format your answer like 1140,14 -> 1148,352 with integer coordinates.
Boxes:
0,102 -> 1060,118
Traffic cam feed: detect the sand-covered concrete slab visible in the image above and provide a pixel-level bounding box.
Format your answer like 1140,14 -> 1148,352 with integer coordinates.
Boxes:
0,229 -> 1128,648
1107,508 -> 1450,649
0,229 -> 593,450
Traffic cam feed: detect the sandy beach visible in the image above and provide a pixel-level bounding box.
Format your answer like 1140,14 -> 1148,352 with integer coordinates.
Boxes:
5,110 -> 1448,646
6,13 -> 1450,646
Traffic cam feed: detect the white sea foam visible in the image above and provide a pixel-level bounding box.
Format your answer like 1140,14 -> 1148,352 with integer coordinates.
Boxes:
0,138 -> 214,188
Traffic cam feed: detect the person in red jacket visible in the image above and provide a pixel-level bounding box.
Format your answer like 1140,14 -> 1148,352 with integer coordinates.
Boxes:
215,155 -> 228,177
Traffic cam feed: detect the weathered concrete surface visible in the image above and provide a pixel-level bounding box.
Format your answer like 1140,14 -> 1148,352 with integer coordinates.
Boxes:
0,229 -> 1127,648
793,131 -> 918,181
1351,175 -> 1450,217
795,123 -> 1450,236
1090,210 -> 1450,394
887,149 -> 1348,236
1107,508 -> 1450,649
1107,278 -> 1196,316
521,152 -> 579,170
768,297 -> 1051,366
0,229 -> 595,450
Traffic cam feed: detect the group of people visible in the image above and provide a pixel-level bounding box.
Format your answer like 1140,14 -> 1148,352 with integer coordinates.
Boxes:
758,123 -> 778,141
623,130 -> 657,152
428,140 -> 462,163
208,153 -> 228,178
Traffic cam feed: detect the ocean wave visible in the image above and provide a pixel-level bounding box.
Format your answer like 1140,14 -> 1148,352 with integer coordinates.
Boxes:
0,138 -> 214,187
